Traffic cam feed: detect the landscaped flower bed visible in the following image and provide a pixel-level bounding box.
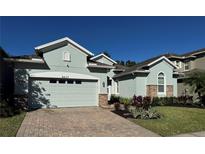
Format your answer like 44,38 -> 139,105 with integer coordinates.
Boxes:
110,93 -> 205,120
112,95 -> 160,120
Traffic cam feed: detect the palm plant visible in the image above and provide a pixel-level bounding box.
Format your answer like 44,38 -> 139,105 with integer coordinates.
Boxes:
184,71 -> 205,104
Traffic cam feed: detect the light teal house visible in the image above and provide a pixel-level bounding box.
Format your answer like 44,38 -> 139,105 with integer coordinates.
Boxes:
9,37 -> 178,108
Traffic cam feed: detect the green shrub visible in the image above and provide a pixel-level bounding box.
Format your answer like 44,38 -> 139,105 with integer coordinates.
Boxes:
130,107 -> 160,119
119,97 -> 132,105
152,97 -> 161,106
151,96 -> 194,107
109,95 -> 120,104
0,97 -> 21,118
142,96 -> 151,110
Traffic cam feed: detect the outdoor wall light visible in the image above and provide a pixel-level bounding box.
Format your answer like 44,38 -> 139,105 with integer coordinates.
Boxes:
102,82 -> 105,87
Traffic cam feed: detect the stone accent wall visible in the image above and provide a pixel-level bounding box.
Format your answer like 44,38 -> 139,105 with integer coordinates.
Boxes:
146,85 -> 157,97
147,85 -> 174,97
166,85 -> 173,97
99,94 -> 108,107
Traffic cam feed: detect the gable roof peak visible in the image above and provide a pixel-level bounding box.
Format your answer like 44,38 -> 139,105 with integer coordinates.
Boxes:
90,53 -> 117,64
35,37 -> 94,56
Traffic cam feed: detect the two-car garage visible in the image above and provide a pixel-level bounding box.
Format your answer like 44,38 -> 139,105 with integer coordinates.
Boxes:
28,72 -> 99,108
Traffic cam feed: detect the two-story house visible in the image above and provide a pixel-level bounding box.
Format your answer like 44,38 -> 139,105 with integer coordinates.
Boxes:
166,48 -> 205,96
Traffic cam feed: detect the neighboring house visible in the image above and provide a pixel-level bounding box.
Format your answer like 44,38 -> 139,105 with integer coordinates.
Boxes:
5,37 -> 179,108
0,47 -> 14,101
113,56 -> 178,98
165,48 -> 205,97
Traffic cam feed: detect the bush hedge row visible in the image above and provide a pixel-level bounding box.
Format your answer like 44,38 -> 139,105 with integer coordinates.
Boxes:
110,94 -> 203,108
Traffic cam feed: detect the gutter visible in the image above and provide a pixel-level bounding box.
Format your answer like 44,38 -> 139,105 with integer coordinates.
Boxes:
87,64 -> 115,69
113,68 -> 125,72
3,58 -> 44,63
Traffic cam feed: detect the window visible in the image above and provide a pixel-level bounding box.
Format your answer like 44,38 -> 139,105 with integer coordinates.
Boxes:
67,80 -> 74,84
175,60 -> 181,68
49,79 -> 57,83
158,72 -> 165,93
63,52 -> 71,61
59,79 -> 66,84
184,62 -> 190,71
75,80 -> 82,84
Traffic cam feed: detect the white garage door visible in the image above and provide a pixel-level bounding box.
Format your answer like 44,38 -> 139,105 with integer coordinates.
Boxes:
28,78 -> 98,108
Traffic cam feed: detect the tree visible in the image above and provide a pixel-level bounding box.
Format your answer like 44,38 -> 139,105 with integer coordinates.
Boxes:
184,71 -> 205,104
126,60 -> 136,67
116,60 -> 136,66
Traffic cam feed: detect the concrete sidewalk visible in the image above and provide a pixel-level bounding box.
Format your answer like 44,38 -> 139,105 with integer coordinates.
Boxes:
173,131 -> 205,137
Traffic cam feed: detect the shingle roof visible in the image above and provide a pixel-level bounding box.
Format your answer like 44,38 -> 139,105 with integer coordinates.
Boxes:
184,68 -> 205,75
124,54 -> 172,71
113,55 -> 161,78
181,48 -> 205,57
114,64 -> 128,69
113,54 -> 177,78
11,54 -> 42,59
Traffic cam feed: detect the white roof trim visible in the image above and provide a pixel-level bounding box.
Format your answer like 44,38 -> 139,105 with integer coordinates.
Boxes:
191,50 -> 205,56
90,53 -> 117,64
148,56 -> 178,69
34,37 -> 94,56
3,58 -> 44,63
133,70 -> 150,73
29,71 -> 99,80
87,64 -> 115,69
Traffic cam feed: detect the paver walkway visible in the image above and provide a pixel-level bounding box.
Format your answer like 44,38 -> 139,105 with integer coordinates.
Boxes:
17,107 -> 159,137
173,131 -> 205,137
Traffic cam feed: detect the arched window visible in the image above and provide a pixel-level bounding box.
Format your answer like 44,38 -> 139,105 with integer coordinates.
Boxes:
158,72 -> 165,93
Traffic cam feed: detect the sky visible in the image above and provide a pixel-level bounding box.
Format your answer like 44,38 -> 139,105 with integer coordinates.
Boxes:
1,16 -> 205,62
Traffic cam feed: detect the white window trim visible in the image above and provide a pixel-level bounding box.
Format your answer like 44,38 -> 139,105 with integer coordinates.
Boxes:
115,81 -> 120,94
63,51 -> 71,62
157,72 -> 166,96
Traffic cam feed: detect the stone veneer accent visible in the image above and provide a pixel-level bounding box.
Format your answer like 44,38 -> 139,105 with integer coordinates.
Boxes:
166,85 -> 173,97
146,85 -> 158,97
99,94 -> 108,107
147,85 -> 173,97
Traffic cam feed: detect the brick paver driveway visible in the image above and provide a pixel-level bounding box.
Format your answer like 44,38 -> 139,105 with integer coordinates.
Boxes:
17,107 -> 159,137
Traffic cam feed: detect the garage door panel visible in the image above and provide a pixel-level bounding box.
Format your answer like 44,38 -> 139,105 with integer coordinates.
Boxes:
29,78 -> 98,108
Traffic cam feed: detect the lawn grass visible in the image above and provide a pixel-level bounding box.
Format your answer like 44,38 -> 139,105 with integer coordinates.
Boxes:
0,112 -> 26,137
130,106 -> 205,136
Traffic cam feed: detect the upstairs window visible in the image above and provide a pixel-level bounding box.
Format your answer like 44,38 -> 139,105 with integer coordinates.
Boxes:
175,60 -> 181,68
63,52 -> 71,61
158,72 -> 165,93
184,62 -> 190,71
